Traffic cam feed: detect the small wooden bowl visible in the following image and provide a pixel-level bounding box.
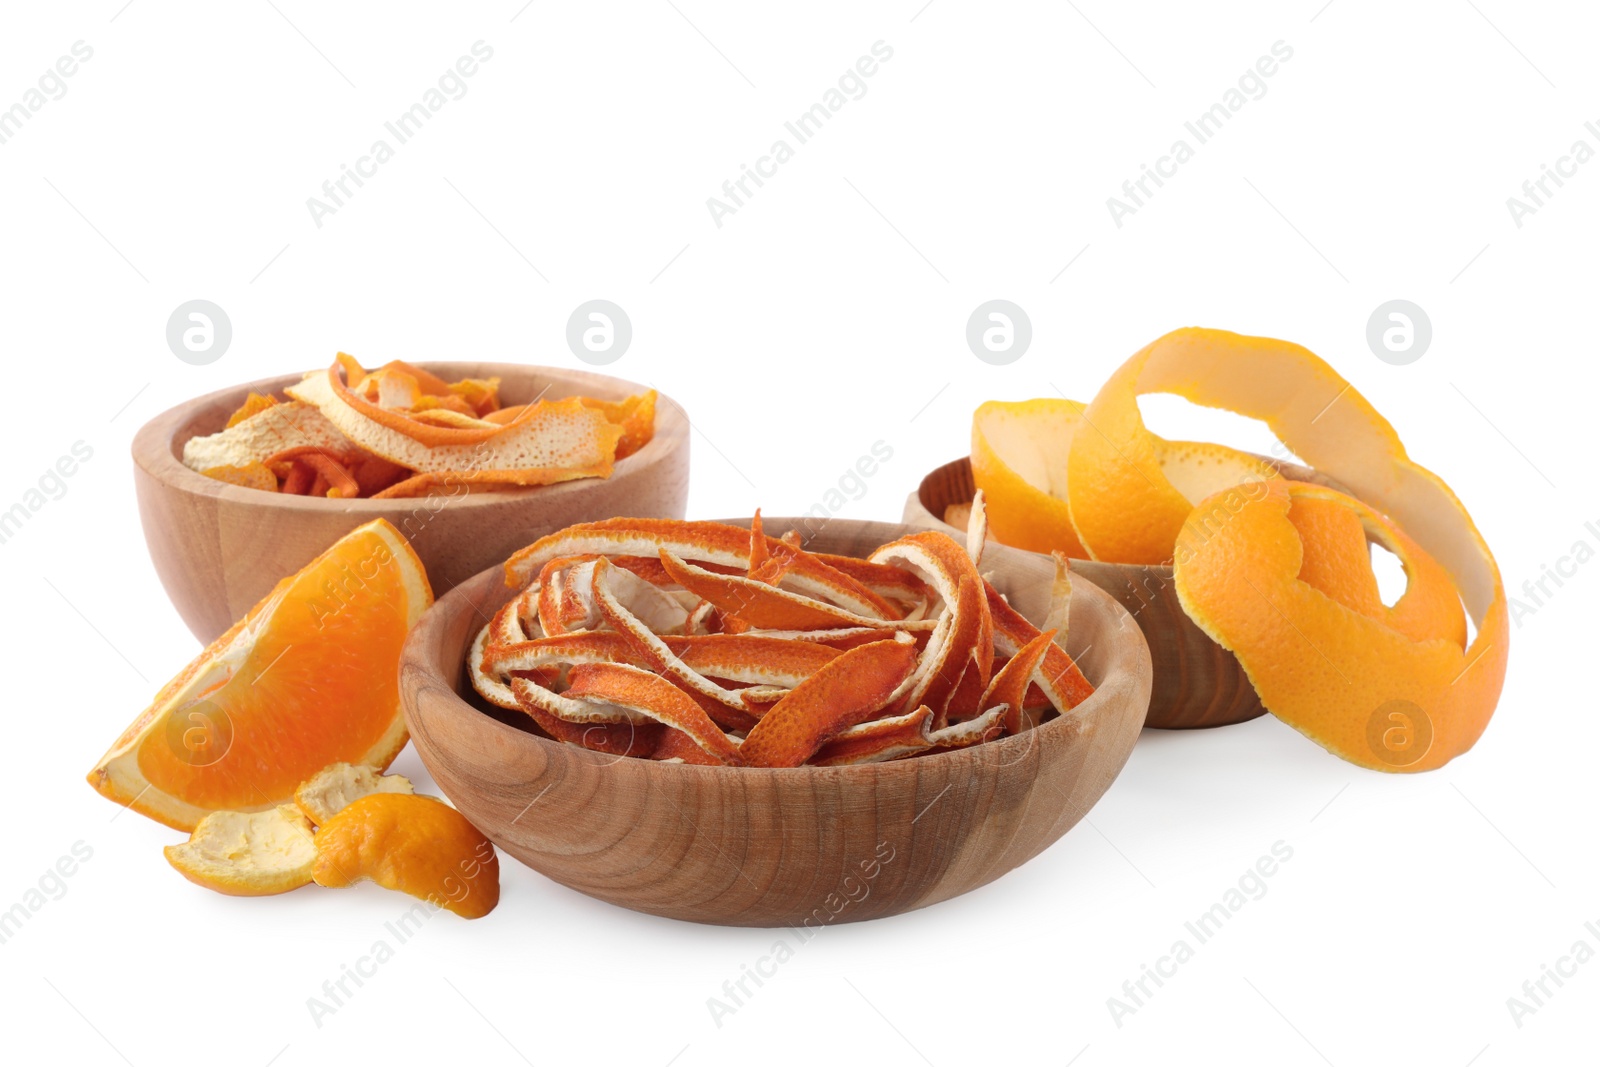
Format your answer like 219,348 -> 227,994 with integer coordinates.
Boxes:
907,458 -> 1282,730
133,363 -> 689,643
399,518 -> 1152,927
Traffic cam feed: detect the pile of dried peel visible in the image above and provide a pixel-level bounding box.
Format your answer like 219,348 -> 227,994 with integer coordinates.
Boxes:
469,511 -> 1095,767
182,354 -> 655,499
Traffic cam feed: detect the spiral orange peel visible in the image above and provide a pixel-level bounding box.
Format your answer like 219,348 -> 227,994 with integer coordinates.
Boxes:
1032,326 -> 1507,771
1175,478 -> 1504,771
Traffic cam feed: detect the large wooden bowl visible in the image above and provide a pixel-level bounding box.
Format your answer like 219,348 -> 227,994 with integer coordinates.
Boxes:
908,457 -> 1309,730
133,363 -> 689,643
400,518 -> 1152,927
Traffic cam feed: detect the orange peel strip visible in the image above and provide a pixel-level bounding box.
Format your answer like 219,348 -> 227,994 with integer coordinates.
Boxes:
225,392 -> 280,428
504,519 -> 899,619
660,635 -> 840,688
984,580 -> 1095,717
562,662 -> 742,764
810,706 -> 935,766
1175,479 -> 1501,771
868,532 -> 993,724
289,363 -> 624,477
200,463 -> 278,492
738,636 -> 918,768
658,550 -> 926,633
983,628 -> 1058,736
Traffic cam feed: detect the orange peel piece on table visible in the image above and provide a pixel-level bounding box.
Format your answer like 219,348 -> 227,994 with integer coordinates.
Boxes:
1175,479 -> 1501,771
738,636 -> 918,767
164,805 -> 316,897
312,793 -> 500,919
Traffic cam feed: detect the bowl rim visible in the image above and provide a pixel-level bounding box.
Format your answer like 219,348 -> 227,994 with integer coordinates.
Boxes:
131,361 -> 689,512
401,516 -> 1152,780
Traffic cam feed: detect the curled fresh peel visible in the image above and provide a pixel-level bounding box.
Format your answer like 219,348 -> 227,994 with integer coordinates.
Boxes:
968,326 -> 1506,772
312,793 -> 499,919
164,805 -> 316,897
1175,479 -> 1504,772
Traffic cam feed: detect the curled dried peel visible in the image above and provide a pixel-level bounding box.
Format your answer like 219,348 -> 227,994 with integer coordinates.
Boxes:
738,637 -> 918,767
182,401 -> 354,473
563,662 -> 742,764
289,363 -> 624,477
504,519 -> 896,618
1175,479 -> 1503,772
868,531 -> 993,724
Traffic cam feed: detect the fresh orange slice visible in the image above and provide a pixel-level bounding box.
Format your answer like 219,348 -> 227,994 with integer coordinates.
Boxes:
1175,479 -> 1505,771
164,805 -> 317,897
88,519 -> 433,831
311,794 -> 500,920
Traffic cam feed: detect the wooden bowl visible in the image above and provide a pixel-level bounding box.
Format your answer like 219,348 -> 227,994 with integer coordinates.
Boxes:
907,457 -> 1291,730
133,363 -> 689,644
399,518 -> 1153,927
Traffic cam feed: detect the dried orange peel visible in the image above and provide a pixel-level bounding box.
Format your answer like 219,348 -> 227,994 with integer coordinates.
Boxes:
312,793 -> 500,919
471,516 -> 1097,767
181,354 -> 656,499
970,326 -> 1507,771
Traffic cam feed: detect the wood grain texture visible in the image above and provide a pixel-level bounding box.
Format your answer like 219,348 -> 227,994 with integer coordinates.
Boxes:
400,518 -> 1153,927
906,457 -> 1278,730
133,363 -> 689,643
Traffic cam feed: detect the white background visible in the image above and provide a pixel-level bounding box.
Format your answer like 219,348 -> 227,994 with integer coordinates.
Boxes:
2,2 -> 1596,1065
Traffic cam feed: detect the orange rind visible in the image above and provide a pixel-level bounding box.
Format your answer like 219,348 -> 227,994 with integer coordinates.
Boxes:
164,805 -> 317,897
311,793 -> 500,920
738,637 -> 918,767
294,762 -> 415,825
1175,479 -> 1503,771
88,519 -> 432,830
